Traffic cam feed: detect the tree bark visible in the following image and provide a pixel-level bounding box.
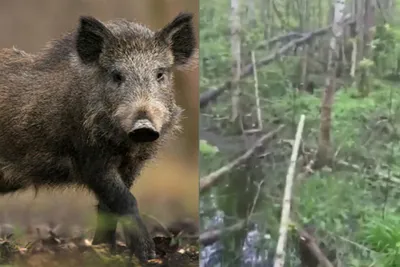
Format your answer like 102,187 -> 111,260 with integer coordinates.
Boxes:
314,0 -> 345,169
357,0 -> 375,97
230,0 -> 241,122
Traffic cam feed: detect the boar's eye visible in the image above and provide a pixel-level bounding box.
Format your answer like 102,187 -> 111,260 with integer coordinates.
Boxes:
111,70 -> 124,84
156,68 -> 167,82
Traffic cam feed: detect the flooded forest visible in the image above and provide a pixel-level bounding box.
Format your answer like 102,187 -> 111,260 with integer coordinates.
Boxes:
200,0 -> 400,266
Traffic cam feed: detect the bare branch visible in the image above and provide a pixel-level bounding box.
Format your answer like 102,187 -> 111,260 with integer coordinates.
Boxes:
297,226 -> 335,267
273,115 -> 305,267
200,19 -> 356,109
255,32 -> 304,51
200,125 -> 285,193
200,220 -> 246,246
336,160 -> 400,185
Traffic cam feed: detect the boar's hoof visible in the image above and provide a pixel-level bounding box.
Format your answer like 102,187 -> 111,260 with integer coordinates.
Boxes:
129,119 -> 160,142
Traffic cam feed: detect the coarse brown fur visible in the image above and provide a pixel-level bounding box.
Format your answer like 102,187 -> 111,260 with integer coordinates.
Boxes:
0,13 -> 196,262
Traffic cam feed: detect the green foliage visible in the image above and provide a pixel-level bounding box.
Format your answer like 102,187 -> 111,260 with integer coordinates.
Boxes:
285,82 -> 400,265
360,215 -> 400,267
297,171 -> 400,266
199,0 -> 230,89
298,173 -> 367,230
373,23 -> 400,76
199,140 -> 219,156
359,58 -> 374,69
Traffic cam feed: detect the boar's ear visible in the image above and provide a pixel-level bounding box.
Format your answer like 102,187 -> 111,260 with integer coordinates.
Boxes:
76,16 -> 113,64
157,13 -> 197,68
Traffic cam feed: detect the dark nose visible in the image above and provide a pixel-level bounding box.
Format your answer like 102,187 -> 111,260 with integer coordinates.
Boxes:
128,119 -> 160,143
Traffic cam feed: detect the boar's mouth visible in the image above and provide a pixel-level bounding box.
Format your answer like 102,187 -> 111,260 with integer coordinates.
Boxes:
128,119 -> 160,143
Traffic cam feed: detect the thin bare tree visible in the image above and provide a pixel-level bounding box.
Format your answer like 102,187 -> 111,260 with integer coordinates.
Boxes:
315,0 -> 346,169
230,0 -> 242,122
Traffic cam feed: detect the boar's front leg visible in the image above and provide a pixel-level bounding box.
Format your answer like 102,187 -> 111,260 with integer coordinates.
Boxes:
86,164 -> 155,262
91,202 -> 118,247
92,162 -> 137,248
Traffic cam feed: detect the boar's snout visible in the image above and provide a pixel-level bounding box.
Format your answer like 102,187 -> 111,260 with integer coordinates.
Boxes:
128,119 -> 160,143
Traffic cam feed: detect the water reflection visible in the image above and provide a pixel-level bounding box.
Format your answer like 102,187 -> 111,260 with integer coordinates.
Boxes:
201,209 -> 271,267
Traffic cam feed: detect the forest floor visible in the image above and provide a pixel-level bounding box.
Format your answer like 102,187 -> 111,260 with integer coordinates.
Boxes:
0,218 -> 199,267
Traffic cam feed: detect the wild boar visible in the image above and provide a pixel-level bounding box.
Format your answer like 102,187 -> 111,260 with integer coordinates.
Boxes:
0,12 -> 196,262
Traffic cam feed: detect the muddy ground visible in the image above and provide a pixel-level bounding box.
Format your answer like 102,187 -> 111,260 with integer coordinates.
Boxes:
0,217 -> 199,267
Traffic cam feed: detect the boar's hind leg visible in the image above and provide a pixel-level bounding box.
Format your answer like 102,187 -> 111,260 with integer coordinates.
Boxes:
91,201 -> 118,247
86,165 -> 155,262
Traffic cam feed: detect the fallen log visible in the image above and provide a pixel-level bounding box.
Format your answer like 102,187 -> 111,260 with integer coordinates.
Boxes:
200,18 -> 355,109
200,125 -> 284,193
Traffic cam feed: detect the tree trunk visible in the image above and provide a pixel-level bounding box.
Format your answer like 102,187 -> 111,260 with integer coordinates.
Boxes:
230,0 -> 241,122
315,0 -> 345,169
300,0 -> 309,92
358,0 -> 375,97
350,38 -> 357,77
300,45 -> 310,92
